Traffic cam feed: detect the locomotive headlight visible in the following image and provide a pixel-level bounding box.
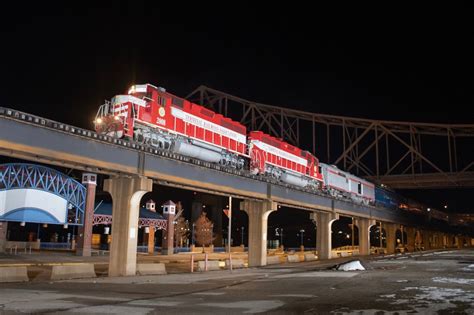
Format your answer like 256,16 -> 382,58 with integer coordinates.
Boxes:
114,115 -> 120,121
96,118 -> 103,124
128,85 -> 135,94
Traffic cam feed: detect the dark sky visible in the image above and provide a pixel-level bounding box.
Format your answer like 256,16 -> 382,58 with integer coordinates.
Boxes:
1,3 -> 473,212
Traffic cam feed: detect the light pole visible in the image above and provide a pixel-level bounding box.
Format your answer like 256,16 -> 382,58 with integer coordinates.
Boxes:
241,226 -> 245,245
275,228 -> 284,248
299,229 -> 305,247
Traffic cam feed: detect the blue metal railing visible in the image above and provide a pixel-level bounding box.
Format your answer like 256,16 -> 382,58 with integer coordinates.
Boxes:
40,242 -> 72,250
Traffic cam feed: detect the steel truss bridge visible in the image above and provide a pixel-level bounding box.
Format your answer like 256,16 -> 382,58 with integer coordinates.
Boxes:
188,86 -> 474,189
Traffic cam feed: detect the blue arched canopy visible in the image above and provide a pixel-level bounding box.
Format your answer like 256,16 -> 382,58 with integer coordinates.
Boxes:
0,163 -> 86,225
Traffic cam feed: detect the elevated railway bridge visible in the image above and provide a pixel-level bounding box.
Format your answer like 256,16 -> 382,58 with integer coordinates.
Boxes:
0,103 -> 472,276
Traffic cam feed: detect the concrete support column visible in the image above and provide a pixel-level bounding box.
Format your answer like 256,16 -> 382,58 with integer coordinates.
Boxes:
405,227 -> 416,252
104,176 -> 153,277
449,235 -> 455,248
385,223 -> 397,254
356,218 -> 376,256
415,230 -> 422,251
161,201 -> 176,255
162,216 -> 175,255
311,212 -> 339,260
422,231 -> 431,250
147,227 -> 155,255
434,233 -> 440,248
240,200 -> 277,267
76,173 -> 97,256
0,221 -> 8,253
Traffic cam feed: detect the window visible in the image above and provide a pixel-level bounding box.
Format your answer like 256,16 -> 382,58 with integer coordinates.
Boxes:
172,97 -> 184,108
358,182 -> 362,194
158,96 -> 166,107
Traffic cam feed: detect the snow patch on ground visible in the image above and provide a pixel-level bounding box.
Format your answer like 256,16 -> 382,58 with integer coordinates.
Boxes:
400,286 -> 474,313
332,308 -> 410,315
336,260 -> 365,271
345,286 -> 474,314
432,277 -> 474,285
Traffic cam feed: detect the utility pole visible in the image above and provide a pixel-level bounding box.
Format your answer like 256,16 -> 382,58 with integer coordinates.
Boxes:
379,221 -> 383,248
227,196 -> 232,253
351,217 -> 355,250
299,229 -> 305,247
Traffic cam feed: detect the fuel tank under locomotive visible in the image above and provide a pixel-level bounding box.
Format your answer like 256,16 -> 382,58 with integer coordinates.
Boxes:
280,172 -> 310,187
172,140 -> 222,163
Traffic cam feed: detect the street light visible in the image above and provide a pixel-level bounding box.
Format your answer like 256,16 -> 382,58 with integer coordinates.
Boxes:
299,229 -> 305,246
275,228 -> 284,246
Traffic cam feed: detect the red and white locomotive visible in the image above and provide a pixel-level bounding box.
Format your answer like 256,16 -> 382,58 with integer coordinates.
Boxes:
94,83 -> 374,202
95,83 -> 247,169
248,131 -> 323,188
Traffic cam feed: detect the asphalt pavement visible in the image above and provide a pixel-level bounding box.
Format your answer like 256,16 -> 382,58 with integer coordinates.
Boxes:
0,249 -> 473,314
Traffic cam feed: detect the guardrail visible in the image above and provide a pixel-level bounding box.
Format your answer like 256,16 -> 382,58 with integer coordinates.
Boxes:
40,242 -> 72,250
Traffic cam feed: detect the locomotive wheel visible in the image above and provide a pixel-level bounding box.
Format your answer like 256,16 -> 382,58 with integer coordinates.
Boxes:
133,130 -> 144,144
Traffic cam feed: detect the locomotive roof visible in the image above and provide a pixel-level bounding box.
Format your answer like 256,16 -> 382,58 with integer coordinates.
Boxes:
138,82 -> 247,135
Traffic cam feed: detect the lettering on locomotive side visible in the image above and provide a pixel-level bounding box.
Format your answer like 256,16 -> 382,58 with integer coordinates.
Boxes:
252,140 -> 307,166
171,107 -> 246,143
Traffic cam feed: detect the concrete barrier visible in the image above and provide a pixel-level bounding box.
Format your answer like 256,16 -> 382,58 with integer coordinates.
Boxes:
226,259 -> 245,269
50,264 -> 96,281
6,241 -> 40,250
190,245 -> 214,253
136,263 -> 167,275
197,260 -> 220,271
266,256 -> 281,265
287,254 -> 300,263
304,253 -> 317,261
0,266 -> 29,282
225,245 -> 245,252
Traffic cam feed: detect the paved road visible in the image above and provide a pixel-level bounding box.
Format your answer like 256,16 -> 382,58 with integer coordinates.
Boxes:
1,249 -> 473,314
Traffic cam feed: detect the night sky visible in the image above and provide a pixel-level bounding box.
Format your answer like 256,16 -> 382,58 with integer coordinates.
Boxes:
1,3 -> 473,213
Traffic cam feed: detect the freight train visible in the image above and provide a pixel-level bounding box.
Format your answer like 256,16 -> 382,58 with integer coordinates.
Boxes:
94,83 -> 376,205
